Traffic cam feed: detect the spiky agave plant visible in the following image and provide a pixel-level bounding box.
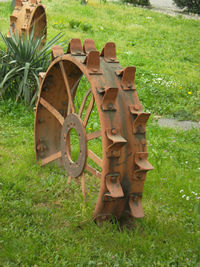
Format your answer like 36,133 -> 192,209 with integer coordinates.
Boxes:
0,29 -> 62,105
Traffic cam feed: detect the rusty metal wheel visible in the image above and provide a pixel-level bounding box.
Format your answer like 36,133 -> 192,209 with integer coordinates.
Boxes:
35,39 -> 153,224
8,0 -> 47,42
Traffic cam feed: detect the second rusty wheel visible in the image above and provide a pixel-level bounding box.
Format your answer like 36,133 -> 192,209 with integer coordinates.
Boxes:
35,39 -> 153,224
8,0 -> 47,42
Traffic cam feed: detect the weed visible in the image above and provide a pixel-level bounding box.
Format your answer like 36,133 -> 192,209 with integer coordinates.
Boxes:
0,29 -> 62,105
69,19 -> 93,32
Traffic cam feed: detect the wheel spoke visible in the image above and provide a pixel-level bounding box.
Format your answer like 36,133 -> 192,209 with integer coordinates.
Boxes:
88,149 -> 102,168
67,176 -> 72,185
40,97 -> 64,125
78,89 -> 91,118
83,95 -> 94,127
71,76 -> 82,95
87,130 -> 101,141
85,164 -> 101,179
67,76 -> 83,115
59,60 -> 76,113
41,151 -> 62,166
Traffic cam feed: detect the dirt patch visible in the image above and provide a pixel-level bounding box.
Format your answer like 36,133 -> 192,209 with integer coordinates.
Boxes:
149,0 -> 200,20
150,0 -> 178,10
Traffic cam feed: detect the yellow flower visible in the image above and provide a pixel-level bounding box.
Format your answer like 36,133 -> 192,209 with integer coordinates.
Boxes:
188,91 -> 192,95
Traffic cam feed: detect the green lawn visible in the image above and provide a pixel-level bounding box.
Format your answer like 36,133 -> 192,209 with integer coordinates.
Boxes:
1,0 -> 199,121
0,100 -> 199,266
0,0 -> 200,266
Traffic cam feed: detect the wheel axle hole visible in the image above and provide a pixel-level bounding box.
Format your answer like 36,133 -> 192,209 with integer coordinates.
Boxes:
66,128 -> 80,163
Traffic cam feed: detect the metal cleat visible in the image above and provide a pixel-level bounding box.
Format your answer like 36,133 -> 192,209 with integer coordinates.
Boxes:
102,87 -> 118,111
83,39 -> 97,54
67,38 -> 83,55
51,46 -> 64,60
116,66 -> 136,90
84,51 -> 102,74
105,173 -> 124,198
101,42 -> 119,63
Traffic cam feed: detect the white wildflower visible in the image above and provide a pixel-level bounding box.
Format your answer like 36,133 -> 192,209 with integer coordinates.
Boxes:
124,51 -> 132,55
186,196 -> 190,201
182,195 -> 186,198
180,189 -> 184,193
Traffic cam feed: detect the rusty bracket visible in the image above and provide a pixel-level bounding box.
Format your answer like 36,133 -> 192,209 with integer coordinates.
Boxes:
25,8 -> 31,18
15,0 -> 22,7
84,51 -> 102,75
51,46 -> 64,60
116,67 -> 136,90
131,153 -> 153,195
129,105 -> 150,134
67,38 -> 84,55
101,87 -> 118,111
26,8 -> 31,13
129,193 -> 144,218
104,173 -> 124,198
100,42 -> 119,63
83,39 -> 97,54
21,27 -> 27,32
134,152 -> 154,173
106,128 -> 127,153
10,15 -> 18,23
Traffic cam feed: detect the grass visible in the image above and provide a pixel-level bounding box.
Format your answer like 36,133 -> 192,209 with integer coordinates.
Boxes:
0,100 -> 199,266
0,0 -> 200,265
1,0 -> 199,120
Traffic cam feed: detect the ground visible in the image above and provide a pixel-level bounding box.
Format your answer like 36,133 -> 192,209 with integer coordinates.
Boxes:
151,0 -> 178,10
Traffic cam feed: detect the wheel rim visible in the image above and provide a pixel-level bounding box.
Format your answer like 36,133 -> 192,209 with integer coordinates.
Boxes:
35,39 -> 154,224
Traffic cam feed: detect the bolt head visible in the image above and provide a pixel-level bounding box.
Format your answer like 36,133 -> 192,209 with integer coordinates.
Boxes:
111,128 -> 117,135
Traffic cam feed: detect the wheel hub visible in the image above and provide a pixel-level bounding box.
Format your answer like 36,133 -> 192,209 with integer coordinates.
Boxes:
61,113 -> 87,178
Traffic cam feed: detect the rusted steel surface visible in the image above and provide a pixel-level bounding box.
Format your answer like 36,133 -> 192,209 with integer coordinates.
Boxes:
34,39 -> 154,225
8,0 -> 47,42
